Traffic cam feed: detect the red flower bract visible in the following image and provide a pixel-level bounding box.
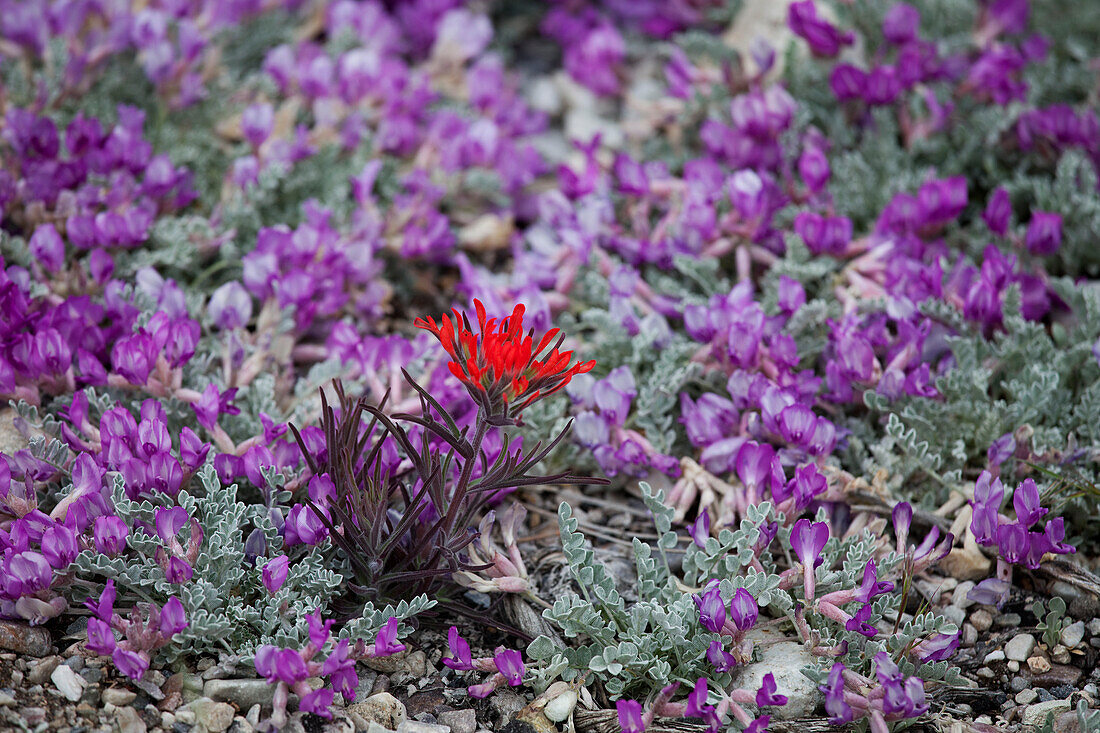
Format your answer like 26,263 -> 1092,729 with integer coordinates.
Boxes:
415,299 -> 595,418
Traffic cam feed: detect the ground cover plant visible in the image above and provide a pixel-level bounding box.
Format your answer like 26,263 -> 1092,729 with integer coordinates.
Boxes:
1,0 -> 1100,731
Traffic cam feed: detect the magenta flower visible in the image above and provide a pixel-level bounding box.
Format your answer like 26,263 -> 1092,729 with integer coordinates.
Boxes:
995,523 -> 1029,564
86,618 -> 117,655
300,687 -> 335,719
494,649 -> 525,686
159,597 -> 188,636
41,523 -> 78,569
693,584 -> 726,633
254,645 -> 309,685
689,511 -> 711,549
442,626 -> 474,671
374,617 -> 405,656
706,640 -> 737,673
819,663 -> 852,724
307,610 -> 334,647
155,506 -> 189,541
788,0 -> 855,57
112,647 -> 149,681
745,715 -> 771,733
983,187 -> 1012,235
1025,210 -> 1062,255
262,555 -> 290,594
164,556 -> 193,583
93,515 -> 129,556
1012,478 -> 1047,527
756,672 -> 787,707
882,3 -> 920,44
728,588 -> 758,631
844,604 -> 878,639
854,561 -> 894,603
322,639 -> 358,701
85,579 -> 116,620
790,519 -> 829,600
616,699 -> 645,733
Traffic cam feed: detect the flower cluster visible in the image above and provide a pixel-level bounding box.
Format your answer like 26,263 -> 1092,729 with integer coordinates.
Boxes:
253,612 -> 405,727
84,579 -> 188,681
970,471 -> 1075,569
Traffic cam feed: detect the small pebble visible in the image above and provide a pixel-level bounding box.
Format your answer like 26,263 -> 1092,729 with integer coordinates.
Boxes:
970,609 -> 993,631
50,664 -> 86,702
1016,689 -> 1038,705
962,623 -> 978,647
984,650 -> 1006,664
1087,619 -> 1100,636
1060,621 -> 1085,649
1010,676 -> 1028,693
1008,660 -> 1020,672
977,667 -> 995,679
1028,655 -> 1052,674
1006,633 -> 1036,662
996,613 -> 1023,628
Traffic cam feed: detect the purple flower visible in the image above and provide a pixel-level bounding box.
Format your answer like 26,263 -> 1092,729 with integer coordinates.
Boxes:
706,640 -> 737,673
41,523 -> 78,569
791,519 -> 829,568
729,588 -> 758,631
855,560 -> 894,602
995,522 -> 1029,564
845,604 -> 878,638
689,511 -> 711,549
973,470 -> 1005,509
165,556 -> 193,583
155,506 -> 189,541
442,626 -> 474,671
1025,211 -> 1062,255
693,584 -> 727,633
892,501 -> 913,548
300,687 -> 335,719
85,578 -> 116,621
882,3 -> 920,45
254,645 -> 309,685
798,146 -> 830,193
86,617 -> 117,655
29,223 -> 66,273
819,663 -> 852,724
262,555 -> 290,594
4,551 -> 52,596
987,432 -> 1016,466
374,617 -> 405,656
112,647 -> 149,681
616,699 -> 645,733
685,677 -> 712,719
284,503 -> 329,546
322,639 -> 358,701
745,716 -> 770,733
1044,517 -> 1075,555
494,649 -> 525,686
159,597 -> 188,636
241,103 -> 274,148
207,281 -> 253,330
307,609 -> 334,647
788,0 -> 854,57
967,577 -> 1011,607
983,187 -> 1012,235
1012,478 -> 1047,527
756,672 -> 788,707
917,631 -> 960,662
93,515 -> 129,556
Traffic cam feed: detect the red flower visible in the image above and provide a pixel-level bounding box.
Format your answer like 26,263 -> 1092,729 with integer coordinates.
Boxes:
415,299 -> 594,418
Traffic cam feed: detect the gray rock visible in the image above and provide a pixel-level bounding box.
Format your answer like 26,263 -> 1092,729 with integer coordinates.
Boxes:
116,705 -> 148,733
1060,621 -> 1085,649
1087,619 -> 1100,636
995,613 -> 1023,629
525,77 -> 562,116
103,687 -> 138,706
1021,699 -> 1072,727
64,655 -> 84,672
1016,689 -> 1039,705
941,606 -> 966,626
50,664 -> 86,702
438,710 -> 476,733
488,690 -> 525,723
28,656 -> 62,685
732,639 -> 819,719
396,722 -> 450,733
984,650 -> 1006,664
971,608 -> 993,631
1010,676 -> 1028,693
185,697 -> 236,733
1006,634 -> 1037,662
205,679 -> 276,711
953,581 -> 976,609
347,693 -> 406,730
0,691 -> 16,707
365,723 -> 395,733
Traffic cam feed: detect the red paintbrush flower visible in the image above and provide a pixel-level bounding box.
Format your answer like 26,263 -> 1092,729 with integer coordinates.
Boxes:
415,299 -> 595,419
